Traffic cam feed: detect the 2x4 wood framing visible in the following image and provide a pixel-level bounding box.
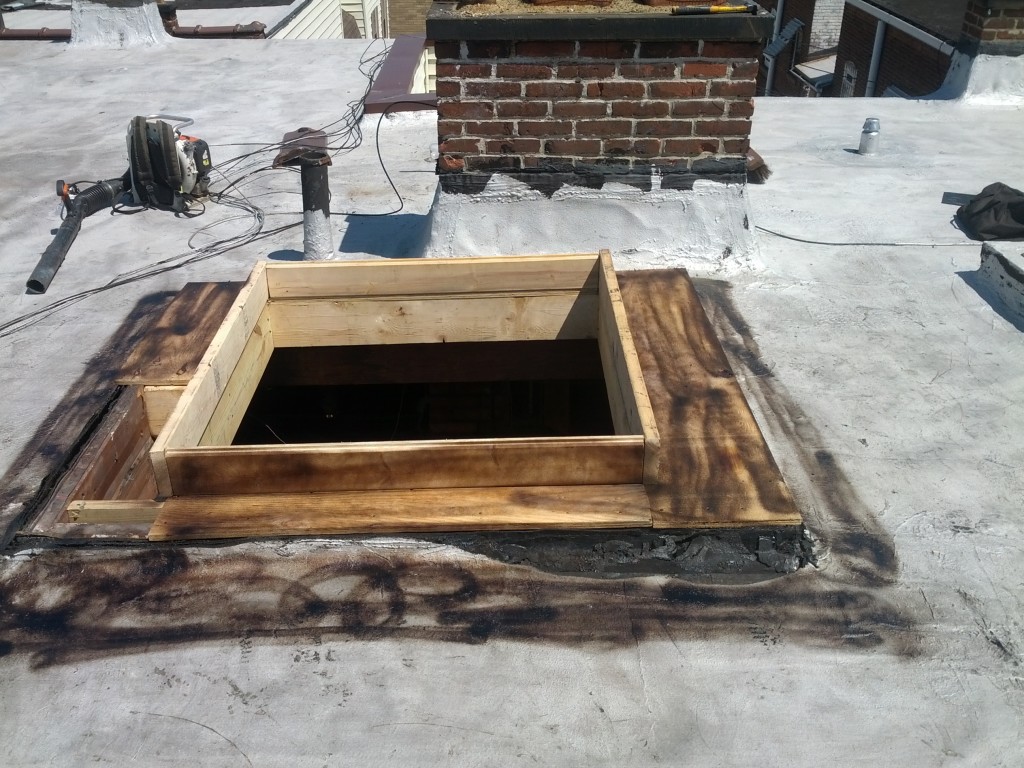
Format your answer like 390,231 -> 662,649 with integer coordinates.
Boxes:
149,251 -> 661,500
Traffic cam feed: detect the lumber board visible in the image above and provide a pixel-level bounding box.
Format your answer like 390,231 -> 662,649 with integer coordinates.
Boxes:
267,292 -> 598,348
142,385 -> 185,437
113,428 -> 159,501
117,282 -> 243,386
617,269 -> 802,528
596,250 -> 661,482
68,388 -> 150,504
28,387 -> 149,532
67,500 -> 163,524
149,484 -> 653,541
200,307 -> 274,446
164,436 -> 645,495
265,253 -> 600,299
150,263 -> 269,495
261,340 -> 605,387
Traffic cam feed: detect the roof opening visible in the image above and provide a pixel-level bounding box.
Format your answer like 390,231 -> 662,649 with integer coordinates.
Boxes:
234,341 -> 614,444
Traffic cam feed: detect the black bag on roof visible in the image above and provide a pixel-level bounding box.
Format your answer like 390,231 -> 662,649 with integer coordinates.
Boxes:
957,182 -> 1024,241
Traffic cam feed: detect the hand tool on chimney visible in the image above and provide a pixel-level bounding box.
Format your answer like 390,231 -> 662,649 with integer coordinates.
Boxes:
671,3 -> 757,14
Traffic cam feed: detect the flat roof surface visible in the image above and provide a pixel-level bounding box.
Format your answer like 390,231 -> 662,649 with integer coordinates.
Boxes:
2,0 -> 305,30
2,36 -> 1024,766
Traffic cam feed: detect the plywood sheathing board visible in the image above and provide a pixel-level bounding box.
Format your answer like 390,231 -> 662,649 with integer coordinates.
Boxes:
118,282 -> 244,386
618,269 -> 802,528
149,253 -> 659,501
117,282 -> 243,437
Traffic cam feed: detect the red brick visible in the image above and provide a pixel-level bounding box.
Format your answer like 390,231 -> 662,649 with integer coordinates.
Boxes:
465,155 -> 521,172
723,138 -> 750,153
544,139 -> 602,156
435,63 -> 490,78
730,60 -> 760,78
649,81 -> 708,98
638,41 -> 700,58
435,80 -> 460,98
603,138 -> 628,154
518,120 -> 574,136
635,120 -> 695,138
651,158 -> 690,169
552,101 -> 608,118
516,41 -> 575,58
525,81 -> 584,98
586,81 -> 645,99
521,155 -> 575,171
465,81 -> 523,98
557,64 -> 616,79
496,64 -> 554,79
610,100 -> 670,118
701,41 -> 761,59
694,119 -> 751,136
578,41 -> 637,59
602,138 -> 660,157
710,80 -> 757,99
681,62 -> 729,78
662,138 -> 719,155
438,154 -> 465,172
727,100 -> 754,118
464,121 -> 515,136
437,101 -> 494,120
465,41 -> 512,58
439,138 -> 481,154
618,63 -> 676,78
671,100 -> 726,117
495,100 -> 549,118
486,138 -> 542,154
432,41 -> 460,60
437,120 -> 464,138
574,120 -> 633,137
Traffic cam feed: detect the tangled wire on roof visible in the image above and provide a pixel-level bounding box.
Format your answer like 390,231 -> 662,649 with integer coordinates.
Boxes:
1,40 -> 405,341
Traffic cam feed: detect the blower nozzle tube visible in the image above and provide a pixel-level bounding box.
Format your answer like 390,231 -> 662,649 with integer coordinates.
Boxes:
26,176 -> 126,294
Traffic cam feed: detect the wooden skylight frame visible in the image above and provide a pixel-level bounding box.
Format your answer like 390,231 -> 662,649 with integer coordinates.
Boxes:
149,250 -> 661,500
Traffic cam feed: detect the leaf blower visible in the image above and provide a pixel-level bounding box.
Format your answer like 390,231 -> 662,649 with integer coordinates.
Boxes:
26,114 -> 212,294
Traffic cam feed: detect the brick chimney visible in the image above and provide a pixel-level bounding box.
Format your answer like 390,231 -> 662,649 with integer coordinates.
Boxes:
961,0 -> 1024,56
426,2 -> 773,194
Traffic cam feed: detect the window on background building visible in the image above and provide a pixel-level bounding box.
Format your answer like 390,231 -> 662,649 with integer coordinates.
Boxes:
840,61 -> 858,97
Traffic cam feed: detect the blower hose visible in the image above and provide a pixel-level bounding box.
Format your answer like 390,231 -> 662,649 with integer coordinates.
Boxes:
26,175 -> 127,294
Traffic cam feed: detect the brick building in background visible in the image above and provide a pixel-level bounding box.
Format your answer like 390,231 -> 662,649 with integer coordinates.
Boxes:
389,0 -> 431,36
832,0 -> 967,97
832,0 -> 1024,97
757,0 -> 845,96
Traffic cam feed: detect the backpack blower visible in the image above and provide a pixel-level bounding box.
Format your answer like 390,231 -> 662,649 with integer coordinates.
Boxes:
26,114 -> 212,294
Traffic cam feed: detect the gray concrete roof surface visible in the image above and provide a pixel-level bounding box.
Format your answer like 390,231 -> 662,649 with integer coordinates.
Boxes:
2,37 -> 1024,767
2,0 -> 306,30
